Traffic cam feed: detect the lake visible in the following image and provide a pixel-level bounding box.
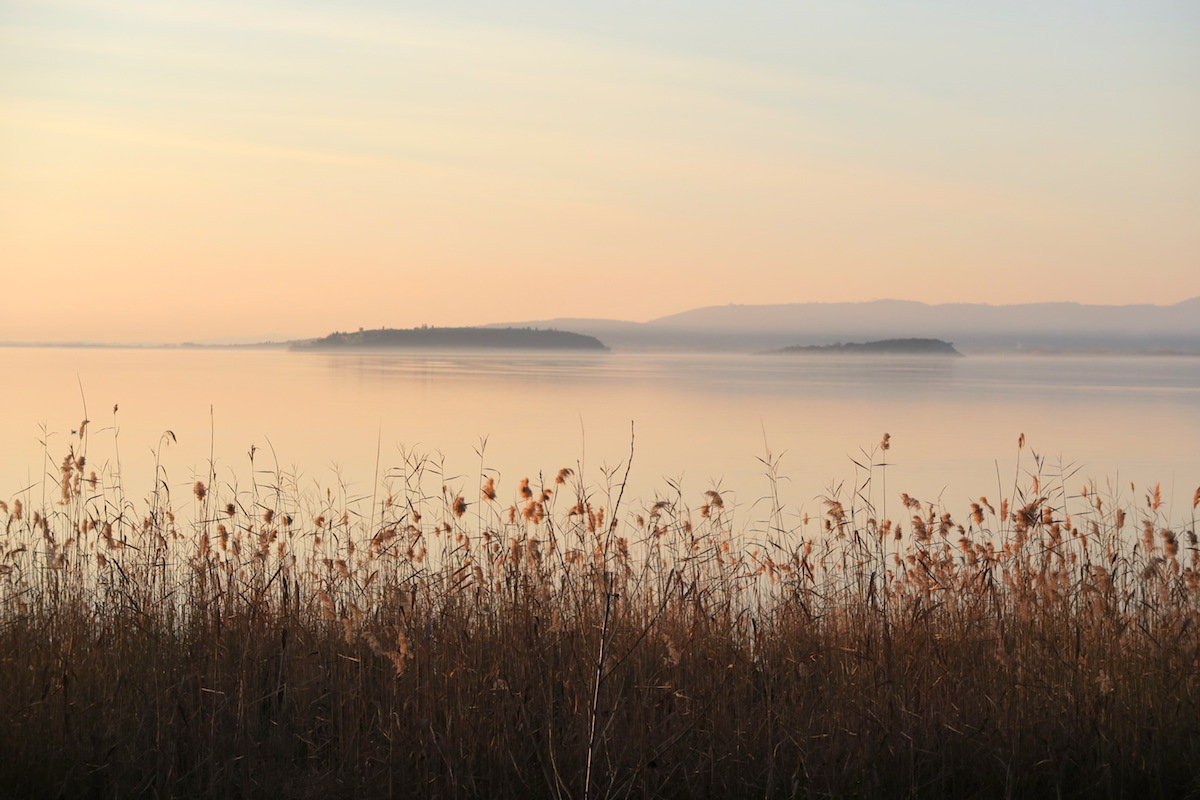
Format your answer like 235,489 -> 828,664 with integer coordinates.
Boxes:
1,347 -> 1197,528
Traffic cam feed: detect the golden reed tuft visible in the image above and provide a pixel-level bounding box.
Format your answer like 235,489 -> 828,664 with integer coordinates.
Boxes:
2,434 -> 1198,800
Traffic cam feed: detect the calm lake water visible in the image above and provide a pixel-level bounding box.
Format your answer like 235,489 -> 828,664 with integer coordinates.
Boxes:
2,347 -> 1197,527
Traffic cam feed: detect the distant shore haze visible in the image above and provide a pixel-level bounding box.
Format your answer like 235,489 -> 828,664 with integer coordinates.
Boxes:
486,298 -> 1200,354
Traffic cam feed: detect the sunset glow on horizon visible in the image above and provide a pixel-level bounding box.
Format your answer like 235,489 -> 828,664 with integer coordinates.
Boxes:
2,0 -> 1197,343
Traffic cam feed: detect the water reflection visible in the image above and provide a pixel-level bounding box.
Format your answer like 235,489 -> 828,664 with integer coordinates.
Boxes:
1,348 -> 1197,525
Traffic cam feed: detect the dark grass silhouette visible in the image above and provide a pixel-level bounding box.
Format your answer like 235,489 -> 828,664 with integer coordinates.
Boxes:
2,426 -> 1199,799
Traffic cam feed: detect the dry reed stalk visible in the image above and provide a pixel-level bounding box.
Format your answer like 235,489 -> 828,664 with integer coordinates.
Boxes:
1,431 -> 1198,799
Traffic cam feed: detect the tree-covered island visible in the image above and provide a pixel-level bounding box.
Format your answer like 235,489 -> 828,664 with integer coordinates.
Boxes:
767,338 -> 963,356
293,326 -> 608,351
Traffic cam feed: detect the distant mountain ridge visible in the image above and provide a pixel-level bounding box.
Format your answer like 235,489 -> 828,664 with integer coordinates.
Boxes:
485,298 -> 1200,353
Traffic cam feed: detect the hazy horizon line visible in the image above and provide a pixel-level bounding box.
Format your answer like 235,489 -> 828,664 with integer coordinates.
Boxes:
1,294 -> 1198,349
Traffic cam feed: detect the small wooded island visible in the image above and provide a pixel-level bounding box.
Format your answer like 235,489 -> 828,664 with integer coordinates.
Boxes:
766,338 -> 963,356
293,326 -> 608,351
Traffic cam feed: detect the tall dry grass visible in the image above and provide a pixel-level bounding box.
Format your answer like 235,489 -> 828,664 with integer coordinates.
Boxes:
1,423 -> 1199,799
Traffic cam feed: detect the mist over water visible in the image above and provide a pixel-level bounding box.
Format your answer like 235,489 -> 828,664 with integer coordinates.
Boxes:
2,347 -> 1197,524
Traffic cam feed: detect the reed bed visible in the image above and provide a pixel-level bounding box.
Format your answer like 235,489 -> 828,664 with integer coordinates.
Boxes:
2,424 -> 1199,799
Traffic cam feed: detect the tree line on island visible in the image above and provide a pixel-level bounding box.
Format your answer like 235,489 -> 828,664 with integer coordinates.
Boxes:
765,338 -> 962,356
292,327 -> 961,357
293,326 -> 608,351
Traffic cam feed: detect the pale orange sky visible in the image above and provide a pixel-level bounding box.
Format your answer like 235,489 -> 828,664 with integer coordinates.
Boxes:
2,0 -> 1198,342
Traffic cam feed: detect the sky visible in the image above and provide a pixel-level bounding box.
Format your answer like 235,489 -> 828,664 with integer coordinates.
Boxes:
2,0 -> 1198,342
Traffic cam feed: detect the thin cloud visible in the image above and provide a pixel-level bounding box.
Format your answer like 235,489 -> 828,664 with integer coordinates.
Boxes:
4,105 -> 391,168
